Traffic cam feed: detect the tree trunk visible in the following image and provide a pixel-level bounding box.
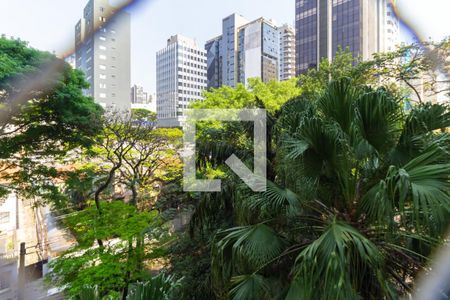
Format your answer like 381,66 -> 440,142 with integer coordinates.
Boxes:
130,181 -> 138,206
94,164 -> 121,215
94,163 -> 121,249
121,238 -> 134,300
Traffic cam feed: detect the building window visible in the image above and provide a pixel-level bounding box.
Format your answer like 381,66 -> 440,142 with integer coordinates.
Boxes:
99,74 -> 107,79
99,64 -> 106,70
100,83 -> 107,89
99,36 -> 106,41
99,45 -> 107,51
99,93 -> 107,98
99,54 -> 107,60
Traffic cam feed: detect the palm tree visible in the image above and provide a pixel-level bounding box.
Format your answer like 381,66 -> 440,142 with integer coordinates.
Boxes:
193,78 -> 450,299
77,273 -> 181,300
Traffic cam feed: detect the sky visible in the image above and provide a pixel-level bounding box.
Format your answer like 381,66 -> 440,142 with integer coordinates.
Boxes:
1,0 -> 449,93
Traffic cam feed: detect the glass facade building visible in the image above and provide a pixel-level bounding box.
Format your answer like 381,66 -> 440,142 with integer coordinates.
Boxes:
331,0 -> 361,57
205,36 -> 222,89
238,18 -> 279,85
295,0 -> 318,73
295,0 -> 399,75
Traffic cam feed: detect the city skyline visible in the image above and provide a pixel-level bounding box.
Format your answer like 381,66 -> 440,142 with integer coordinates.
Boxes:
0,0 -> 449,94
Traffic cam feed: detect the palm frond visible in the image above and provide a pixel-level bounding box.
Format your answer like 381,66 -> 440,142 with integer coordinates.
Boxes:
216,223 -> 285,270
275,96 -> 315,137
317,78 -> 359,134
292,219 -> 395,300
238,181 -> 302,221
229,274 -> 272,300
127,274 -> 181,300
393,103 -> 449,165
211,223 -> 285,295
405,102 -> 450,134
354,89 -> 403,154
362,146 -> 450,235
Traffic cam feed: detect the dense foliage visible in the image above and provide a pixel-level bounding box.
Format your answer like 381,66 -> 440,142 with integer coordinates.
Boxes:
2,36 -> 449,300
0,37 -> 102,200
188,77 -> 449,299
47,201 -> 170,298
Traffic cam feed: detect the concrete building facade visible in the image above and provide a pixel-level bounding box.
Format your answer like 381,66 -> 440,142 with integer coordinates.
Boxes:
156,35 -> 207,128
278,24 -> 296,81
75,0 -> 131,109
295,0 -> 400,74
221,14 -> 250,87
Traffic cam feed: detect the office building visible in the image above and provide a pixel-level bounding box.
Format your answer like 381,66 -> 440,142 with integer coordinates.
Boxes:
130,84 -> 150,104
221,14 -> 250,87
278,24 -> 296,80
156,35 -> 207,128
75,0 -> 131,109
205,36 -> 223,89
206,14 -> 296,88
295,0 -> 400,74
383,1 -> 400,52
238,18 -> 279,85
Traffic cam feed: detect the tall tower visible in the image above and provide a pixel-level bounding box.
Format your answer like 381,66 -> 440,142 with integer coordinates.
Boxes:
156,35 -> 207,128
205,36 -> 223,89
382,1 -> 400,52
238,18 -> 280,85
75,0 -> 130,109
278,24 -> 296,81
206,14 -> 296,88
220,14 -> 249,87
295,0 -> 400,75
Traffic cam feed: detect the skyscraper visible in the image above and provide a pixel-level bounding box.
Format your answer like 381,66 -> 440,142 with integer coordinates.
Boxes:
221,14 -> 250,87
238,18 -> 280,85
75,0 -> 130,109
383,1 -> 400,52
206,14 -> 296,89
295,0 -> 400,74
278,24 -> 296,81
205,36 -> 223,89
156,35 -> 207,128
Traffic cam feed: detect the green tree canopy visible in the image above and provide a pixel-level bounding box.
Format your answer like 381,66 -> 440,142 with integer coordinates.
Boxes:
188,77 -> 449,299
0,37 -> 102,199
